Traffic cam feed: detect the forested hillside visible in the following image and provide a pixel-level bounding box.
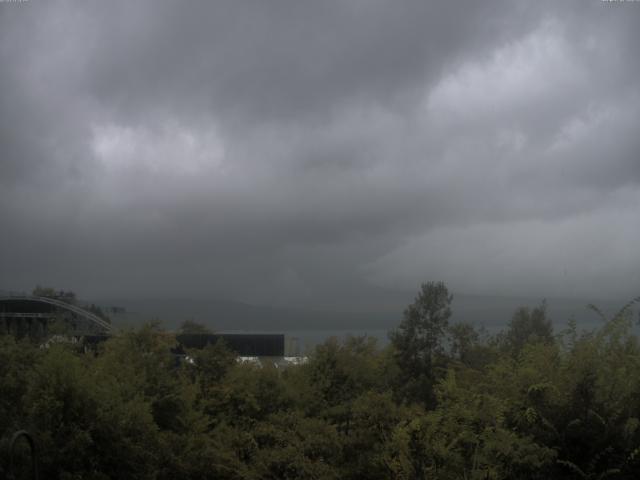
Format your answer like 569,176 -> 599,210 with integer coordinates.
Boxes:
2,283 -> 639,479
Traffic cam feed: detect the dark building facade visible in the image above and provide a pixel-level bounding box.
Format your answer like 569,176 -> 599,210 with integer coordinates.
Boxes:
0,297 -> 57,338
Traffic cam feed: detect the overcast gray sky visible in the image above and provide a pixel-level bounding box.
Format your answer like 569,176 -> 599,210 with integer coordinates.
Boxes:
1,0 -> 639,307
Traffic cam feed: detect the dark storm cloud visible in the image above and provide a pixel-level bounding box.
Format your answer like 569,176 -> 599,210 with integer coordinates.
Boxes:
1,0 -> 639,305
82,1 -> 505,121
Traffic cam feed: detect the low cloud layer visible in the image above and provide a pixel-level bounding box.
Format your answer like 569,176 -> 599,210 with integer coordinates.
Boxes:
1,1 -> 639,306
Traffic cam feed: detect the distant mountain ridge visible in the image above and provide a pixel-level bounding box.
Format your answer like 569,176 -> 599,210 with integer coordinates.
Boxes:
91,294 -> 628,333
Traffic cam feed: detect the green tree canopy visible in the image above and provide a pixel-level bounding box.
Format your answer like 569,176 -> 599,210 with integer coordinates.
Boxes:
501,301 -> 553,356
390,281 -> 453,406
178,319 -> 213,335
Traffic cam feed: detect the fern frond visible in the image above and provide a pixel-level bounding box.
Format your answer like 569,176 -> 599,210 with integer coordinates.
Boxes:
596,468 -> 621,480
557,459 -> 587,478
587,304 -> 608,323
611,296 -> 640,322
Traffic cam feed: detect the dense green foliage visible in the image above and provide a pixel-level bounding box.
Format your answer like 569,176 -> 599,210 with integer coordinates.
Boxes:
1,285 -> 640,479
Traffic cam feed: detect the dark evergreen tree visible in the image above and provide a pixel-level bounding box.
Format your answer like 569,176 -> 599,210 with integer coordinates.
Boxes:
389,281 -> 453,407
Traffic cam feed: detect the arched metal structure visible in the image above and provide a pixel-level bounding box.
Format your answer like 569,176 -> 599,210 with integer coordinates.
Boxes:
0,295 -> 112,333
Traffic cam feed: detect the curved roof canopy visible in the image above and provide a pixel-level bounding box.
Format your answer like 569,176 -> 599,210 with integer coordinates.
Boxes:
0,295 -> 112,332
